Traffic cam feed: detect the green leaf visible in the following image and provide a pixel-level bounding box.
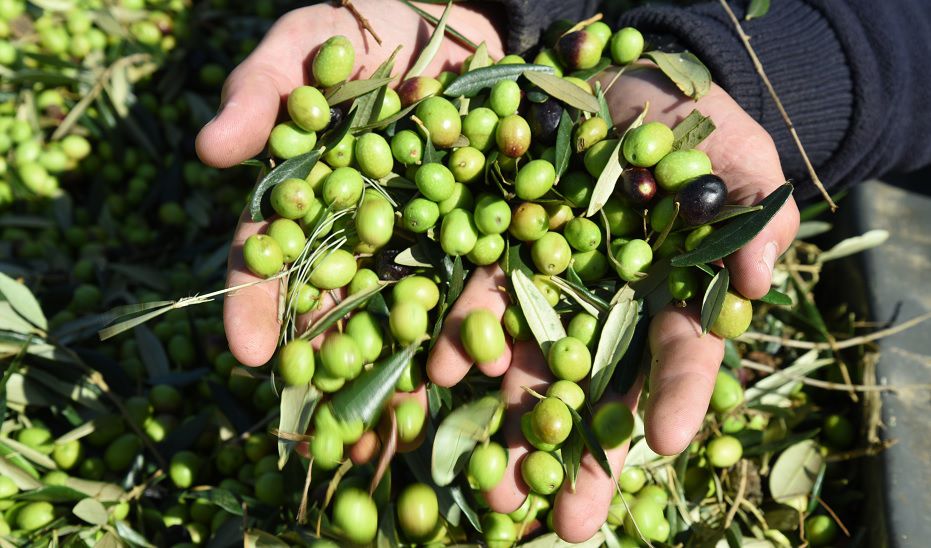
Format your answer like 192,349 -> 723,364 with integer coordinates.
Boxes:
376,503 -> 401,548
702,204 -> 763,226
431,395 -> 503,486
351,46 -> 402,129
135,325 -> 171,379
405,1 -> 452,79
466,41 -> 490,71
561,430 -> 584,490
398,0 -> 479,50
0,436 -> 56,469
510,270 -> 566,355
300,282 -> 390,341
549,277 -> 608,317
442,64 -> 555,97
589,296 -> 639,402
768,440 -> 823,508
0,271 -> 46,331
352,99 -> 423,133
277,384 -> 319,468
650,201 -> 679,252
586,104 -> 648,217
817,229 -> 889,263
700,268 -> 730,334
796,221 -> 833,240
394,247 -> 434,268
0,454 -> 42,490
331,343 -> 421,427
248,150 -> 323,222
759,288 -> 793,306
594,81 -> 612,128
0,441 -> 40,478
671,109 -> 715,151
521,532 -> 606,548
325,77 -> 395,106
671,183 -> 794,266
15,485 -> 88,502
244,529 -> 289,548
64,477 -> 124,501
522,71 -> 600,112
746,0 -> 771,19
554,109 -> 574,178
184,488 -> 244,516
567,406 -> 612,479
97,302 -> 176,340
745,350 -> 831,407
73,498 -> 108,526
643,51 -> 712,100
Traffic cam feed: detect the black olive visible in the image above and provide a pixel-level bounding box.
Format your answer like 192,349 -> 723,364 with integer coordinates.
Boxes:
677,174 -> 727,226
376,248 -> 415,281
325,106 -> 344,132
528,99 -> 563,145
621,167 -> 657,205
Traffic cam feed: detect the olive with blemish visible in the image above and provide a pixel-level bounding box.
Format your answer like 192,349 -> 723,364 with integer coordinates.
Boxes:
528,99 -> 564,145
677,174 -> 727,225
496,114 -> 532,158
574,116 -> 609,152
556,29 -> 603,70
398,76 -> 442,106
621,167 -> 657,205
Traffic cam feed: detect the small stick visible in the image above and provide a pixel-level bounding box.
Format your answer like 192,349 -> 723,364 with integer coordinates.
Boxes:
717,0 -> 837,211
817,496 -> 851,537
723,460 -> 749,529
341,0 -> 382,45
739,359 -> 931,392
297,456 -> 314,524
739,311 -> 931,350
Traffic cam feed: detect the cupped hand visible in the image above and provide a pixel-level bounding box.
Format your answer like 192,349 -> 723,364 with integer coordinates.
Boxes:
198,1 -> 503,367
424,67 -> 799,543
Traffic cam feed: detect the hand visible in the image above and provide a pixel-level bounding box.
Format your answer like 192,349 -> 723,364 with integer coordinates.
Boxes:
195,1 -> 503,367
425,67 -> 799,542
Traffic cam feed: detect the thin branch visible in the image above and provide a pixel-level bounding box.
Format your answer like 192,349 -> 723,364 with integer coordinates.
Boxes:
341,0 -> 382,45
739,311 -> 931,350
740,359 -> 931,392
817,496 -> 851,538
717,0 -> 836,211
825,439 -> 898,462
724,460 -> 749,529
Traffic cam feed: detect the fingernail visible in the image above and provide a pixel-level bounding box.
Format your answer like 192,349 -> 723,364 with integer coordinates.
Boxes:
761,241 -> 778,276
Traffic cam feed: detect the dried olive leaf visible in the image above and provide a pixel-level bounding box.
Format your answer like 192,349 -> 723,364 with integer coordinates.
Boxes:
522,70 -> 600,113
586,103 -> 648,217
700,267 -> 730,334
277,384 -> 320,467
431,395 -> 503,486
758,288 -> 793,306
405,0 -> 453,79
511,270 -> 567,355
670,183 -> 793,266
442,64 -> 554,97
671,109 -> 715,151
746,0 -> 771,20
589,296 -> 639,402
745,350 -> 830,407
248,149 -> 323,222
769,439 -> 823,507
325,77 -> 395,106
643,51 -> 712,100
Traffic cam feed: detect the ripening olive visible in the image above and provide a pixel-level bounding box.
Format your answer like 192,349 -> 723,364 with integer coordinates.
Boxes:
677,174 -> 727,225
521,412 -> 560,452
390,301 -> 428,344
322,166 -> 364,210
610,27 -> 644,65
531,231 -> 572,276
615,238 -> 652,281
268,121 -> 317,159
710,291 -> 752,339
309,249 -> 357,289
592,401 -> 634,448
267,218 -> 306,263
398,76 -> 442,106
397,483 -> 439,542
575,116 -> 609,152
279,339 -> 315,386
556,29 -> 603,70
391,129 -> 423,165
521,450 -> 565,495
623,122 -> 674,167
509,202 -> 549,241
243,234 -> 284,278
416,96 -> 461,148
531,397 -> 572,446
495,114 -> 532,158
447,146 -> 485,185
313,35 -> 355,87
332,487 -> 378,545
287,85 -> 330,132
654,149 -> 713,192
515,159 -> 556,200
460,308 -> 506,365
621,167 -> 658,205
354,132 -> 394,179
461,107 -> 499,152
440,208 -> 479,256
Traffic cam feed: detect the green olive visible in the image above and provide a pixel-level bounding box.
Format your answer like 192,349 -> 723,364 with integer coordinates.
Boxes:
650,195 -> 678,233
51,439 -> 83,470
396,358 -> 423,392
322,166 -> 363,210
271,177 -> 314,220
267,218 -> 306,263
546,379 -> 585,411
654,149 -> 713,192
15,501 -> 55,531
563,217 -> 602,252
509,202 -> 549,241
169,450 -> 201,488
396,399 -> 426,443
533,48 -> 565,77
390,301 -> 428,344
105,433 -> 142,471
531,231 -> 572,276
482,512 -> 517,548
397,483 -> 439,542
592,402 -> 634,448
354,132 -> 394,179
447,146 -> 485,185
391,129 -> 423,165
469,442 -> 508,491
278,339 -> 315,386
706,435 -> 743,468
531,396 -> 572,446
685,224 -> 714,251
560,170 -> 595,208
287,85 -> 330,132
460,308 -> 507,365
610,27 -> 644,65
532,274 -> 561,306
311,427 -> 343,470
322,132 -> 355,168
461,107 -> 499,152
467,233 -> 505,265
602,196 -> 641,237
268,121 -> 317,159
521,450 -> 565,495
489,79 -> 521,117
309,249 -> 357,289
614,238 -> 652,281
402,197 -> 441,233
313,35 -> 355,87
572,249 -> 609,281
514,159 -> 556,200
415,162 -> 456,202
348,268 -> 380,296
440,208 -> 479,257
502,305 -> 532,341
623,499 -> 669,542
496,114 -> 532,158
437,182 -> 474,216
332,487 -> 378,545
583,138 -> 619,177
345,311 -> 383,363
355,195 -> 395,249
623,122 -> 674,167
710,291 -> 752,339
822,414 -> 854,449
394,276 -> 440,311
667,266 -> 698,301
474,193 -> 512,235
320,332 -> 363,380
575,116 -> 609,152
415,96 -> 461,148
618,466 -> 647,493
805,515 -> 839,547
315,404 -> 365,444
547,336 -> 591,382
710,371 -> 744,414
567,312 -> 598,348
243,234 -> 284,278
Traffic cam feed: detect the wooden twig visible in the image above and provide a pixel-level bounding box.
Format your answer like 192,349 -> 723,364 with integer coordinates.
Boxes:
824,439 -> 898,462
717,0 -> 836,211
724,460 -> 749,529
740,359 -> 931,392
739,311 -> 931,350
341,0 -> 382,45
297,457 -> 314,525
816,496 -> 851,537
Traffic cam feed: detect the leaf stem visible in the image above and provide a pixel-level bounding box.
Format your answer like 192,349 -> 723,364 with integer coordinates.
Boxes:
340,0 -> 382,45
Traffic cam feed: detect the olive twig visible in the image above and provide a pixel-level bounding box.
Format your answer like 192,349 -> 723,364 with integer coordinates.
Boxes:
340,0 -> 382,45
739,359 -> 931,392
737,311 -> 931,350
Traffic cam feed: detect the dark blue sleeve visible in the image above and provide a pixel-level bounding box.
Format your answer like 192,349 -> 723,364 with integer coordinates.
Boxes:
619,0 -> 931,202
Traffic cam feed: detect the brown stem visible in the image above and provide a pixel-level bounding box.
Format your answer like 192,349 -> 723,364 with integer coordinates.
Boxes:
340,0 -> 383,45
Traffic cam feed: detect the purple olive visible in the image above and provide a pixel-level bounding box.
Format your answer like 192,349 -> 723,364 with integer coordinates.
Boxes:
620,167 -> 657,205
528,99 -> 564,145
677,174 -> 727,226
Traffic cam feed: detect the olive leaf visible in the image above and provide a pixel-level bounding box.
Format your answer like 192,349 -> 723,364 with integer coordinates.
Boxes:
701,204 -> 763,226
351,45 -> 402,129
135,325 -> 170,378
398,0 -> 479,50
670,183 -> 794,266
442,64 -> 555,97
0,272 -> 46,331
671,109 -> 715,151
553,109 -> 574,178
330,342 -> 421,427
817,229 -> 889,263
561,428 -> 584,490
502,242 -> 533,277
586,103 -> 648,217
405,0 -> 452,79
589,295 -> 639,402
746,0 -> 771,19
700,268 -> 730,334
759,288 -> 793,306
248,149 -> 323,222
299,282 -> 391,341
276,383 -> 320,468
745,350 -> 830,407
431,395 -> 504,486
325,77 -> 395,106
594,81 -> 612,129
549,276 -> 608,317
768,440 -> 823,508
466,41 -> 490,71
511,270 -> 567,355
567,405 -> 613,479
643,51 -> 712,100
72,498 -> 108,526
352,99 -> 423,133
522,71 -> 600,113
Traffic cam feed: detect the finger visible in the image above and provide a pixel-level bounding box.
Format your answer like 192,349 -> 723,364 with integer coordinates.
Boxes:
484,340 -> 550,514
552,379 -> 643,543
224,210 -> 281,367
426,265 -> 511,387
645,304 -> 725,455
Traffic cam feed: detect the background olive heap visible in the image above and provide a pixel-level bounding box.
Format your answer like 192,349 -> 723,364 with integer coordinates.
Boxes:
0,1 -> 884,547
